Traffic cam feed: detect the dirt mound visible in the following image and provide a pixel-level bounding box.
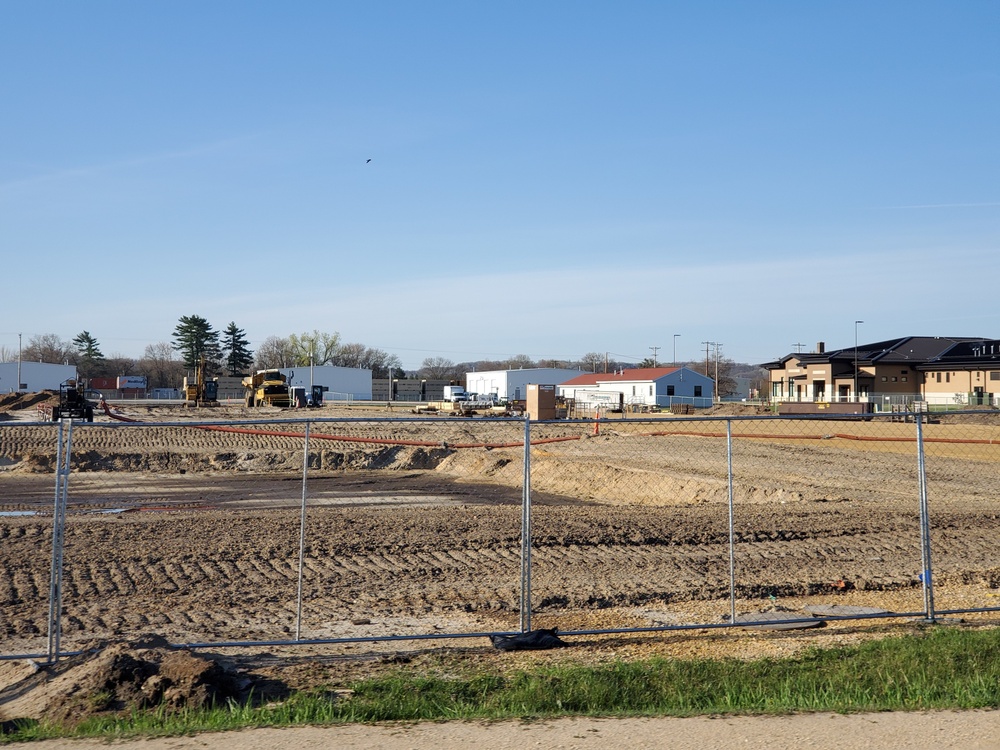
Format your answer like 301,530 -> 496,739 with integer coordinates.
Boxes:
0,635 -> 285,727
0,390 -> 58,414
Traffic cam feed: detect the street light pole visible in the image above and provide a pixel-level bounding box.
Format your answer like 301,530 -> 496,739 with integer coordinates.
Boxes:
673,334 -> 680,366
17,333 -> 22,393
854,320 -> 864,403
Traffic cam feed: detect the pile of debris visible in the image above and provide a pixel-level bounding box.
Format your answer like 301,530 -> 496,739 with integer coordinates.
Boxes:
0,635 -> 286,728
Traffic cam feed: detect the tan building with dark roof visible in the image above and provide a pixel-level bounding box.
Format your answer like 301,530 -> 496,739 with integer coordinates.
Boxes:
762,336 -> 1000,409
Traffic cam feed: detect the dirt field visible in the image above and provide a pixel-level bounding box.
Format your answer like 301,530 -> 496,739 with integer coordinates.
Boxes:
2,397 -> 1000,726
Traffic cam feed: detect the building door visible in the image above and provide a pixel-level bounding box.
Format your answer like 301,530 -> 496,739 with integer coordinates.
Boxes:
813,379 -> 826,401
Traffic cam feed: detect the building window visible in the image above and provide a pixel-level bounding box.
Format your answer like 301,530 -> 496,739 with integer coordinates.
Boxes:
991,372 -> 1000,381
694,386 -> 702,397
901,369 -> 908,374
649,385 -> 653,396
936,373 -> 942,383
881,376 -> 888,382
901,377 -> 907,382
946,373 -> 951,383
667,385 -> 675,396
891,377 -> 897,382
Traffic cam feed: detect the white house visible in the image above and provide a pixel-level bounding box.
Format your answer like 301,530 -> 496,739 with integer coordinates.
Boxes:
0,362 -> 77,393
558,367 -> 715,409
465,368 -> 586,401
281,365 -> 372,402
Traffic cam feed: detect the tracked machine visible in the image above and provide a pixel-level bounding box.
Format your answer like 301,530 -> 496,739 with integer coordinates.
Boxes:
183,356 -> 219,407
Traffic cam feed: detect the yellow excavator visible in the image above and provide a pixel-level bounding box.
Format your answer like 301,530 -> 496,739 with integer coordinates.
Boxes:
182,356 -> 219,407
242,369 -> 292,407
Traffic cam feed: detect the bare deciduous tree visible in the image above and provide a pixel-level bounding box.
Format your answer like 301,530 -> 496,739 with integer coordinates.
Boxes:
22,334 -> 74,364
102,354 -> 138,378
139,342 -> 184,389
579,352 -> 605,373
255,336 -> 295,370
419,356 -> 460,380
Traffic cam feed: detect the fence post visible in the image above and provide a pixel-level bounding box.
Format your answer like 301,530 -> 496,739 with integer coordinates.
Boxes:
295,420 -> 311,640
915,415 -> 936,622
519,417 -> 532,633
726,419 -> 737,624
47,419 -> 72,664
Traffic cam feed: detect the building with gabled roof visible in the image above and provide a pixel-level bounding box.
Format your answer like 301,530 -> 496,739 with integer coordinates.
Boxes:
762,336 -> 998,407
558,366 -> 714,410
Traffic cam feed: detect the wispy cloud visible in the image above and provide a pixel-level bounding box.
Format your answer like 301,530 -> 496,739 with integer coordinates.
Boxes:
0,134 -> 261,198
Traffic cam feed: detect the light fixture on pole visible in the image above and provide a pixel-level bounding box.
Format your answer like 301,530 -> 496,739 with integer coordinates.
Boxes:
673,334 -> 680,366
854,320 -> 864,403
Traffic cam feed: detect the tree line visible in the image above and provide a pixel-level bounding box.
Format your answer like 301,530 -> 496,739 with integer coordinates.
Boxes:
3,318 -> 762,397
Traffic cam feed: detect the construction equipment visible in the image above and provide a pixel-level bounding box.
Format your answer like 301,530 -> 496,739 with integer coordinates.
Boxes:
183,356 -> 219,407
242,369 -> 292,407
51,379 -> 95,422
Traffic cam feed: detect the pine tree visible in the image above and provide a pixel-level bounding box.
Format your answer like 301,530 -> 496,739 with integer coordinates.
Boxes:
171,315 -> 221,372
221,322 -> 254,376
72,331 -> 105,378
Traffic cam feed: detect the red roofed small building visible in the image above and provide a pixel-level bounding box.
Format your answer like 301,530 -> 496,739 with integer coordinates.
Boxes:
558,367 -> 715,410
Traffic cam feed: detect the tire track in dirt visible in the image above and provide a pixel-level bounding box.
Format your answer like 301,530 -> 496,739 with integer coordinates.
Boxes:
5,523 -> 998,648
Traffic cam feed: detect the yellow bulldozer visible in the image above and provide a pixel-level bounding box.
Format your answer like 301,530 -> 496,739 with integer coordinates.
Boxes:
242,369 -> 292,408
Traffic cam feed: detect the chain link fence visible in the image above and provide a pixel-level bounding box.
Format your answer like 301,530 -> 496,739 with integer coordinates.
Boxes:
1,408 -> 998,661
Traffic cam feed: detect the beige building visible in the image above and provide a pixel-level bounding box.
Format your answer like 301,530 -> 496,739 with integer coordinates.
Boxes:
763,336 -> 1000,409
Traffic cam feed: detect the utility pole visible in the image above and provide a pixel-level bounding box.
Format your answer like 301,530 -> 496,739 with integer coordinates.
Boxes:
673,334 -> 680,365
712,342 -> 723,402
701,341 -> 715,401
792,342 -> 805,354
17,333 -> 22,392
649,346 -> 659,367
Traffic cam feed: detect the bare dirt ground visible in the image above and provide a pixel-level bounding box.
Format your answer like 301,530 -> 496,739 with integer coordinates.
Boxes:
2,396 -> 1000,737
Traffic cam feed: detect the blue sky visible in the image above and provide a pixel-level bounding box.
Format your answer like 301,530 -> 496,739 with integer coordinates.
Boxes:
2,2 -> 998,370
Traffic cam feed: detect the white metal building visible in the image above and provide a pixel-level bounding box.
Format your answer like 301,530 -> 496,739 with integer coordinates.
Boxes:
281,365 -> 372,402
0,362 -> 77,393
465,368 -> 586,401
558,367 -> 715,409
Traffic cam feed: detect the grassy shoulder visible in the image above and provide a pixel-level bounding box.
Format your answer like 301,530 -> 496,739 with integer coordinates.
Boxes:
5,625 -> 1000,743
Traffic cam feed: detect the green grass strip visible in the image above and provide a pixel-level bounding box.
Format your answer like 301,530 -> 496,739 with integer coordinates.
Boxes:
5,626 -> 1000,743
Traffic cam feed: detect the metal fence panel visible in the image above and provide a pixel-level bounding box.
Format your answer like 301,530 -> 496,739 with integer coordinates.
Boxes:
916,410 -> 1000,615
3,407 -> 999,661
